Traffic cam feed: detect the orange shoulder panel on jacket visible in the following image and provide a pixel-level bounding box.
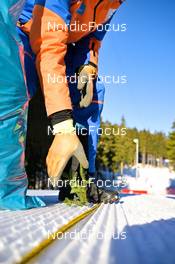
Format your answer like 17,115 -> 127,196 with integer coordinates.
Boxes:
110,0 -> 122,9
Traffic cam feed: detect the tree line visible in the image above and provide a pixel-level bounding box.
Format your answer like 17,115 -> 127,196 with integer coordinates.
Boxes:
97,117 -> 175,172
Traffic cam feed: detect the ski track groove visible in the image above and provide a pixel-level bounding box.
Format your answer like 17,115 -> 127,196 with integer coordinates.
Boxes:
0,194 -> 175,264
32,195 -> 175,264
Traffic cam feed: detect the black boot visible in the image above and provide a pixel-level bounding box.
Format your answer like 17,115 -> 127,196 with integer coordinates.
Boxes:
98,188 -> 120,204
86,182 -> 99,203
59,183 -> 73,201
86,175 -> 120,204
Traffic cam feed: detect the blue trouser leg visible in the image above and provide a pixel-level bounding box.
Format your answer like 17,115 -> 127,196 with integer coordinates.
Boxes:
0,0 -> 45,210
66,38 -> 105,174
73,80 -> 105,174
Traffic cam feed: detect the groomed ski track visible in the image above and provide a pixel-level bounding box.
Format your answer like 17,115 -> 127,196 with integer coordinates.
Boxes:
0,191 -> 175,264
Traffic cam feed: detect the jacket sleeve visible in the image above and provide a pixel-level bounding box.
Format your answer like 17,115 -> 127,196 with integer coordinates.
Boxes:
89,0 -> 124,65
30,0 -> 72,116
88,16 -> 116,66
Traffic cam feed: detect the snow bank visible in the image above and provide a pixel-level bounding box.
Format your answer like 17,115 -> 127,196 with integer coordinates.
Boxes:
125,167 -> 175,194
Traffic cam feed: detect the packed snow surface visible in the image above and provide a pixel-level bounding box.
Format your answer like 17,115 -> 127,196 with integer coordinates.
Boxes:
0,191 -> 175,264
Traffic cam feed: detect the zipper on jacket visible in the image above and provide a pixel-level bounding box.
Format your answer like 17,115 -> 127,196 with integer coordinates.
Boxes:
91,0 -> 103,31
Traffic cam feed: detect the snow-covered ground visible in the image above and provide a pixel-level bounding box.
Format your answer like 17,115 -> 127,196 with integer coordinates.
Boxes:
124,167 -> 175,194
0,196 -> 91,264
31,194 -> 175,264
0,191 -> 175,264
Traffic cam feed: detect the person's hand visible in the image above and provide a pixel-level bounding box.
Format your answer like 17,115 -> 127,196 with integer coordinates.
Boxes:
46,131 -> 88,186
77,63 -> 97,108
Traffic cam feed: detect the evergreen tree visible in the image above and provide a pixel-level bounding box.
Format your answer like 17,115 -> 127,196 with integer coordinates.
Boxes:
167,121 -> 175,168
97,119 -> 168,172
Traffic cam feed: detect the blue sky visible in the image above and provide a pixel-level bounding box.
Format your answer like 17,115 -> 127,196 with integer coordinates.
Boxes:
99,0 -> 175,135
